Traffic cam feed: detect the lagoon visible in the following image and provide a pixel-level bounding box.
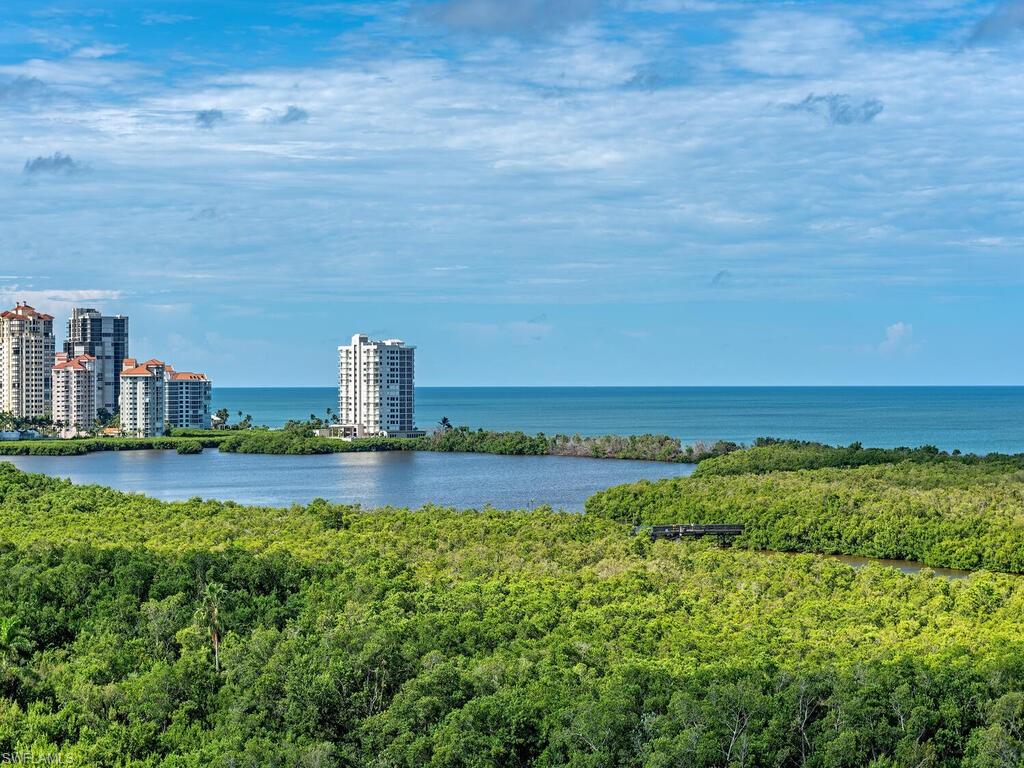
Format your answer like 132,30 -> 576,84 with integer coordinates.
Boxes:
1,449 -> 695,511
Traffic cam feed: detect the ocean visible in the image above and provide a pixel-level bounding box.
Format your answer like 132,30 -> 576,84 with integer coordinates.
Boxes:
213,386 -> 1024,455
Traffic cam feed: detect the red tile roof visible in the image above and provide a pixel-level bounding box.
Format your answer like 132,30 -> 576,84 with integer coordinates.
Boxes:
120,358 -> 205,379
121,358 -> 164,377
121,365 -> 160,377
2,303 -> 54,321
53,354 -> 96,372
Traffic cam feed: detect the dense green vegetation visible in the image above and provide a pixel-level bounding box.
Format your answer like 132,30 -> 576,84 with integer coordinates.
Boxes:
0,424 -> 736,463
588,445 -> 1024,573
216,428 -> 420,455
1,461 -> 1024,766
214,423 -> 739,462
2,418 -> 743,463
695,438 -> 1024,477
0,435 -> 228,456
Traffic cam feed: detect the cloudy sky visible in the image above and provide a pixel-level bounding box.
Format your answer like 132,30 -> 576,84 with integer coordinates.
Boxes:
1,0 -> 1022,386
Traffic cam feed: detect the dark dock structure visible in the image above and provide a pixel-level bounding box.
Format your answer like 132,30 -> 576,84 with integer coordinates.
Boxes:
635,524 -> 744,546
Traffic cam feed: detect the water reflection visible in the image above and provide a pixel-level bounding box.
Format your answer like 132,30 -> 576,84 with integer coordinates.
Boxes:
2,449 -> 696,511
770,550 -> 972,579
824,553 -> 971,580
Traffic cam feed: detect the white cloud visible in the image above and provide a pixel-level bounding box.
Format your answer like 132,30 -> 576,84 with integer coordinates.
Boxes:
0,287 -> 124,324
72,44 -> 125,59
0,288 -> 122,303
0,57 -> 147,88
0,0 -> 1020,316
142,12 -> 196,25
730,13 -> 861,76
878,322 -> 916,355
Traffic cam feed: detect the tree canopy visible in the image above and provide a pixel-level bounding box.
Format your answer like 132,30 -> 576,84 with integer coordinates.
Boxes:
0,460 -> 1023,765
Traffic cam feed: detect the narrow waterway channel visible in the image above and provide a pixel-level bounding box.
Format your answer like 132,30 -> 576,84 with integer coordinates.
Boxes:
773,550 -> 973,579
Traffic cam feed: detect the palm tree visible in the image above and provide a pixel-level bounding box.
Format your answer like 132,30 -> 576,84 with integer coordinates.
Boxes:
0,618 -> 30,671
438,416 -> 453,432
195,582 -> 226,672
214,408 -> 230,428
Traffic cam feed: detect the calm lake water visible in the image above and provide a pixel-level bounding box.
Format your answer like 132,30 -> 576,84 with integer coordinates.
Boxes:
215,386 -> 1024,455
791,552 -> 971,580
1,450 -> 695,511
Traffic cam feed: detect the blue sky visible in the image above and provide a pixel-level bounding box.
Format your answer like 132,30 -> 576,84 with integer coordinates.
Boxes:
1,0 -> 1022,386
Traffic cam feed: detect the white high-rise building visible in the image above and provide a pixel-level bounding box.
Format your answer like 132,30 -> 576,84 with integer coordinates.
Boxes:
52,353 -> 99,434
338,333 -> 420,437
119,358 -> 213,436
0,302 -> 56,419
65,308 -> 129,413
119,358 -> 167,437
165,367 -> 212,429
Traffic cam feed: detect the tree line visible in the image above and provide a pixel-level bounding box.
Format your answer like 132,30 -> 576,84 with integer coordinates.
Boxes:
215,421 -> 741,462
588,442 -> 1024,573
694,437 -> 1024,476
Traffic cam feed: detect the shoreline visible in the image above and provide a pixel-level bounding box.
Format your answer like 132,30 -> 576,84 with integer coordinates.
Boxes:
0,427 -> 736,464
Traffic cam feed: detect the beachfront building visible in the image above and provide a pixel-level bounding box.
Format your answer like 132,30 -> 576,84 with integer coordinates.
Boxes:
51,353 -> 99,435
337,333 -> 421,437
65,308 -> 129,413
119,358 -> 167,437
165,367 -> 212,429
0,302 -> 56,419
119,358 -> 213,436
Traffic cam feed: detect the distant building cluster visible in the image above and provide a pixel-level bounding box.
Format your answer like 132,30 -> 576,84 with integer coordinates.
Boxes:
0,301 -> 212,437
337,333 -> 422,438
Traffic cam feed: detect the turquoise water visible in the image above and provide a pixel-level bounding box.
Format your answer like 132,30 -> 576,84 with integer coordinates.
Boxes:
214,387 -> 1024,454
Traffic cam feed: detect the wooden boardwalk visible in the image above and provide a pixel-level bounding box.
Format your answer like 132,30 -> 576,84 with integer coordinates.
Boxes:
634,523 -> 744,545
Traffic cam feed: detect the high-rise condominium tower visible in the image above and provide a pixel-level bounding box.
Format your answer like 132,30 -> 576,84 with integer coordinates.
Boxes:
65,308 -> 129,413
165,366 -> 212,430
338,333 -> 419,437
52,353 -> 99,433
119,358 -> 213,437
119,358 -> 166,437
0,302 -> 56,419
